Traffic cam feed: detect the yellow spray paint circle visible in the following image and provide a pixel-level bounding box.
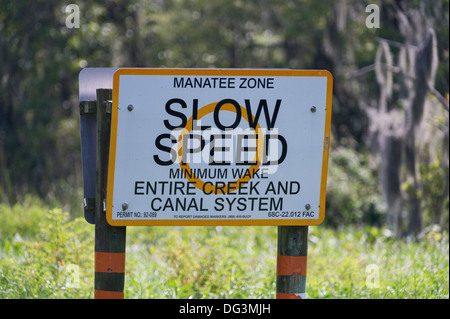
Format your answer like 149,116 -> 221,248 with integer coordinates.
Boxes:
177,101 -> 263,194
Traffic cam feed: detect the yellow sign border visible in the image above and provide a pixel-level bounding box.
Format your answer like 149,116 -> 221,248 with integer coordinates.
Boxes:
106,68 -> 333,226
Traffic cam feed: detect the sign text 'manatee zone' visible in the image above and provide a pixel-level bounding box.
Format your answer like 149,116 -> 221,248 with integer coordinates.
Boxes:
173,76 -> 275,89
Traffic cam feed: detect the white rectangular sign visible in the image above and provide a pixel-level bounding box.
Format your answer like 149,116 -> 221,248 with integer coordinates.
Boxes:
107,69 -> 333,226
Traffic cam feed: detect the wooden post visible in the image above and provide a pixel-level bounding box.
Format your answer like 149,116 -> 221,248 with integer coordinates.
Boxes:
94,88 -> 127,299
276,226 -> 308,299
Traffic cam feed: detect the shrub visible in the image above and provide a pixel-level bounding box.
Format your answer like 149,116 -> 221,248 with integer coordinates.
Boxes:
325,143 -> 385,227
0,205 -> 94,298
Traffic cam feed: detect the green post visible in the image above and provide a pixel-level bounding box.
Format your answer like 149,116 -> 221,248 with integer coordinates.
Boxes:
276,226 -> 308,299
94,88 -> 127,299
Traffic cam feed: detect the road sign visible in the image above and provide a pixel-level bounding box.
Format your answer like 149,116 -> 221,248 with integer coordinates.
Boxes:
106,68 -> 332,226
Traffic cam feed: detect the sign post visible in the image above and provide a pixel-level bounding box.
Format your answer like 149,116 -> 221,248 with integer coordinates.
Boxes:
94,88 -> 126,299
276,226 -> 309,299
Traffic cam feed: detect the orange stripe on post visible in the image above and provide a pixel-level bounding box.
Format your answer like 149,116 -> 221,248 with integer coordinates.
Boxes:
277,255 -> 307,276
95,252 -> 126,273
276,293 -> 303,299
95,289 -> 124,299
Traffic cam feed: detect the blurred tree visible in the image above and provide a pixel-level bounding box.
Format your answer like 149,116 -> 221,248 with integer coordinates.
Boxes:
0,1 -> 75,202
349,0 -> 449,235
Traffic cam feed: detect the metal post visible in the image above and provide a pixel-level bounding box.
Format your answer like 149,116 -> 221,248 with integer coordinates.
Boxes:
276,226 -> 308,299
94,88 -> 127,299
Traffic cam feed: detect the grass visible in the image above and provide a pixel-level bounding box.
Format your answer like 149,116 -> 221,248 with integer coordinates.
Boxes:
0,198 -> 448,299
306,226 -> 449,298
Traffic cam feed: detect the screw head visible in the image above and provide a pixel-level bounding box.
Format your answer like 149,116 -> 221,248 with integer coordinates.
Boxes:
122,202 -> 128,211
127,104 -> 134,112
305,203 -> 311,210
310,106 -> 317,113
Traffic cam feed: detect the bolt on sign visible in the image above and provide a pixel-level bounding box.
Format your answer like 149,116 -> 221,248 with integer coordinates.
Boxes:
106,69 -> 333,226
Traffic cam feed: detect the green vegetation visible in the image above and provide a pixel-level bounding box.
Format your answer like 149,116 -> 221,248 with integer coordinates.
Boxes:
0,199 -> 93,298
0,0 -> 448,299
1,201 -> 447,299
